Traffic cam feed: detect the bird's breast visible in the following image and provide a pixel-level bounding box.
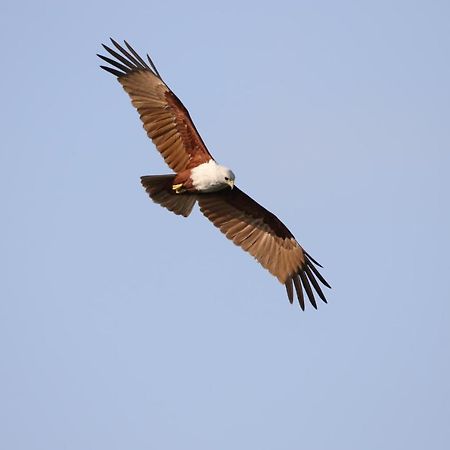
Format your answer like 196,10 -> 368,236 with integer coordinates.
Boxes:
190,160 -> 230,193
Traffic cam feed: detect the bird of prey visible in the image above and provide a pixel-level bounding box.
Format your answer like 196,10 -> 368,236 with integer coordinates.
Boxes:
98,39 -> 330,309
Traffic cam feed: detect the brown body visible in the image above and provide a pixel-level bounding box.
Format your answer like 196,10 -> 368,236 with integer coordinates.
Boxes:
172,170 -> 196,193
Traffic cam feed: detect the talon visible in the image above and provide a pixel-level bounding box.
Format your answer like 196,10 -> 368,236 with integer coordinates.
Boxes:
172,183 -> 184,194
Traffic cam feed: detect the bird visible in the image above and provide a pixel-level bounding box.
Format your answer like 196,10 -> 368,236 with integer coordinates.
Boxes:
98,39 -> 331,310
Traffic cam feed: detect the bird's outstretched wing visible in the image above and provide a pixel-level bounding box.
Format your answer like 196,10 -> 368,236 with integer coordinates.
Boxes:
98,39 -> 213,172
198,188 -> 331,309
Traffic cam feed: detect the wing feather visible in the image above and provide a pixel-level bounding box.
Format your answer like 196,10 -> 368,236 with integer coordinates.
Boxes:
299,271 -> 317,309
292,275 -> 305,310
285,278 -> 294,304
198,187 -> 330,308
98,40 -> 213,172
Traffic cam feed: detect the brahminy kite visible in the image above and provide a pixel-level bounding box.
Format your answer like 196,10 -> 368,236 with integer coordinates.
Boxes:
98,39 -> 331,309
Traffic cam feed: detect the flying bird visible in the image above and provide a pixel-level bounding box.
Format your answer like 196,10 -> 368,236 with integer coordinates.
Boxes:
98,39 -> 331,309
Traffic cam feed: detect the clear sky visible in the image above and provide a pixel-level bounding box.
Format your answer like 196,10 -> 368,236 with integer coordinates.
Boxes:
1,1 -> 449,449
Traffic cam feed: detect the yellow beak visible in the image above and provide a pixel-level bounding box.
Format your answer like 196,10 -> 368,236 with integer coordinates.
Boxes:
227,179 -> 234,189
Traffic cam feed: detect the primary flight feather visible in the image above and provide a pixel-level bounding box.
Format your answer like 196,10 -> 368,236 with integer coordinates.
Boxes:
98,39 -> 331,309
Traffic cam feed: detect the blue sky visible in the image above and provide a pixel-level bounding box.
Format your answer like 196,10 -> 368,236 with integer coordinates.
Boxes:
1,1 -> 449,449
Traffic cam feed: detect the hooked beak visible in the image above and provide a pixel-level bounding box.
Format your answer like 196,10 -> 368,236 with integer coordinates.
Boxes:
227,179 -> 234,189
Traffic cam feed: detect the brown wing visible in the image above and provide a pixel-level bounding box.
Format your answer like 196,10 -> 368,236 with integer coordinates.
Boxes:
98,39 -> 213,172
198,187 -> 331,309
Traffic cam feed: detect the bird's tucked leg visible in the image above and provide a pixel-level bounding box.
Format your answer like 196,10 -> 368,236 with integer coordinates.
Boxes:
172,183 -> 185,194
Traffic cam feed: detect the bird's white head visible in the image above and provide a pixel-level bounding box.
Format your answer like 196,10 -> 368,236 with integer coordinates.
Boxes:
217,164 -> 235,189
191,160 -> 235,192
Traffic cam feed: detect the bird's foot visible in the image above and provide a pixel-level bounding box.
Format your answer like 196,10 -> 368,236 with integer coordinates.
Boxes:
172,183 -> 184,194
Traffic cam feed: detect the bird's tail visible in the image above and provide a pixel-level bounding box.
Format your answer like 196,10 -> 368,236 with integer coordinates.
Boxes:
140,175 -> 197,217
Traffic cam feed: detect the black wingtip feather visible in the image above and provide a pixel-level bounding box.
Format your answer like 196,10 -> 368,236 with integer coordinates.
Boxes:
147,53 -> 161,78
306,257 -> 331,289
293,275 -> 305,310
304,265 -> 327,303
99,65 -> 123,77
111,38 -> 146,69
98,39 -> 163,83
299,271 -> 317,309
97,54 -> 130,73
287,251 -> 331,310
102,44 -> 136,70
304,251 -> 323,268
124,40 -> 151,70
285,279 -> 294,304
108,38 -> 124,56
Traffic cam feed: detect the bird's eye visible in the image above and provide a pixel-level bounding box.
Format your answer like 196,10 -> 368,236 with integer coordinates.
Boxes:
225,177 -> 229,181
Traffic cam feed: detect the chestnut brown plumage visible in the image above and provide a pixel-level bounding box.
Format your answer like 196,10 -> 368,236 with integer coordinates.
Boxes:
98,39 -> 331,309
99,39 -> 213,172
